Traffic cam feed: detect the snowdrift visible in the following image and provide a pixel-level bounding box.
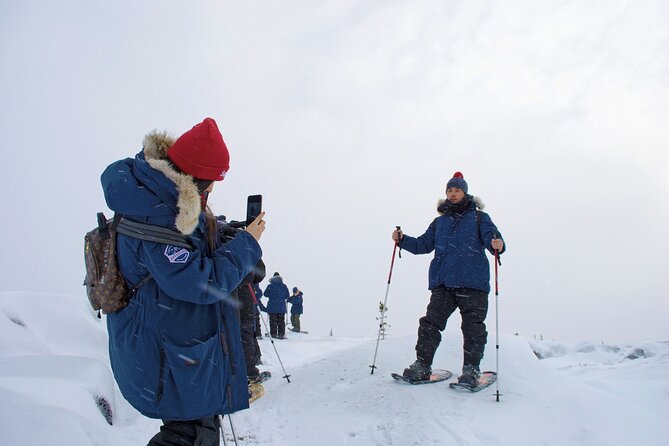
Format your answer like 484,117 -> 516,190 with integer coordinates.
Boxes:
1,291 -> 667,445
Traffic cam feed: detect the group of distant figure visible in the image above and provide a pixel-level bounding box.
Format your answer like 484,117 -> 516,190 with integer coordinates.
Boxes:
255,272 -> 304,338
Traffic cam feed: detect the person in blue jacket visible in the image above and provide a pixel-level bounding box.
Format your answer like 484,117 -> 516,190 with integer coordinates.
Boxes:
287,287 -> 304,332
101,117 -> 266,446
393,172 -> 505,386
263,272 -> 289,339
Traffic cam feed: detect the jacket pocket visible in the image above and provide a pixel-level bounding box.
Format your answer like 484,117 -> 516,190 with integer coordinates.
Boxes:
157,334 -> 227,418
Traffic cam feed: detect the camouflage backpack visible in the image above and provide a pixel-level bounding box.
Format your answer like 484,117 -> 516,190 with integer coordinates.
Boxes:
84,212 -> 193,316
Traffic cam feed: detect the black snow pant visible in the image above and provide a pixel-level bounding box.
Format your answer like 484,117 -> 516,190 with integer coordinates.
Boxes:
269,313 -> 285,337
238,283 -> 260,378
254,310 -> 262,338
147,416 -> 220,446
415,285 -> 489,368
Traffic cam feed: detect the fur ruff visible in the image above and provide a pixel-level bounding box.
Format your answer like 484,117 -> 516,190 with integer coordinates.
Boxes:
437,196 -> 485,215
143,131 -> 201,235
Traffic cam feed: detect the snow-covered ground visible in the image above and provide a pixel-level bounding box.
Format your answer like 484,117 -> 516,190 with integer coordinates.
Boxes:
1,291 -> 667,445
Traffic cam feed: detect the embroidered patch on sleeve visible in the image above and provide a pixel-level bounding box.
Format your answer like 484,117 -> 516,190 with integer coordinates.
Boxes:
164,245 -> 190,264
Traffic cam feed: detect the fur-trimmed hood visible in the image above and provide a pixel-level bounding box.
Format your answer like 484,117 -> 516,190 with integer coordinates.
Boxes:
437,196 -> 484,215
101,131 -> 203,236
269,275 -> 284,285
142,131 -> 202,235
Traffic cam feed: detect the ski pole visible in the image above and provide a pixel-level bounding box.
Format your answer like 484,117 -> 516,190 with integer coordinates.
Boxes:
494,246 -> 501,402
218,415 -> 228,446
218,414 -> 239,446
227,414 -> 238,445
369,226 -> 401,374
248,283 -> 291,383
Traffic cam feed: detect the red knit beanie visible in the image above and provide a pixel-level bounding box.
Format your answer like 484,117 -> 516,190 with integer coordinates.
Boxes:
167,118 -> 230,181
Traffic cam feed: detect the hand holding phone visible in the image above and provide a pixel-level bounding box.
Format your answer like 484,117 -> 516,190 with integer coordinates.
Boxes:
245,212 -> 266,242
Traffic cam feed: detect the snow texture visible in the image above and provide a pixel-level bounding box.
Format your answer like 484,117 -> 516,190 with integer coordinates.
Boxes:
1,291 -> 667,445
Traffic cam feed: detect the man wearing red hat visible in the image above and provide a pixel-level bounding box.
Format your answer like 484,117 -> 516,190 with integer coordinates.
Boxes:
101,118 -> 266,446
392,172 -> 506,387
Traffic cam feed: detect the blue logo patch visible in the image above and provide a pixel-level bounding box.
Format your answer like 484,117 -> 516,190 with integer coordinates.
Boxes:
164,245 -> 190,264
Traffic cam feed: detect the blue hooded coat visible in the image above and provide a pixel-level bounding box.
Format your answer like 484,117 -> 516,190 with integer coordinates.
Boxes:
101,131 -> 261,421
399,196 -> 505,293
263,275 -> 289,314
287,291 -> 303,315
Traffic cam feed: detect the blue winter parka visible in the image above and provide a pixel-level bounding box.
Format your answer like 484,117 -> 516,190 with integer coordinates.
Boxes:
263,276 -> 289,314
287,291 -> 303,315
399,197 -> 505,293
101,132 -> 262,421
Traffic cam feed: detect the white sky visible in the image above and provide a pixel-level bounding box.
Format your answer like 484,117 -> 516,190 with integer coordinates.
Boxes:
1,0 -> 667,343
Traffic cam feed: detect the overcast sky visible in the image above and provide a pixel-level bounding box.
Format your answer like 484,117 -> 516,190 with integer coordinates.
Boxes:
1,0 -> 667,344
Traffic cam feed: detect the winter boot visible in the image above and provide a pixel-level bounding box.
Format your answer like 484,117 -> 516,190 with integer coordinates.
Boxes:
402,360 -> 432,382
457,364 -> 480,387
248,371 -> 271,384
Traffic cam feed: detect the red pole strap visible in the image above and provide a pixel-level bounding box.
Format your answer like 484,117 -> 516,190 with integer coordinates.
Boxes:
247,283 -> 259,305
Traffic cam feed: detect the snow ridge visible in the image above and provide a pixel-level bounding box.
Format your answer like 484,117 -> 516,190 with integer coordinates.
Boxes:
1,292 -> 668,446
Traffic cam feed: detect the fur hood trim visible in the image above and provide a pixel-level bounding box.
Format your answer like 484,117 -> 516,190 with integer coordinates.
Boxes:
437,196 -> 485,215
143,131 -> 201,235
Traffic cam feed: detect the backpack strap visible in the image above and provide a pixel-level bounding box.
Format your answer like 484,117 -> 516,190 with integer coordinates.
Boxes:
112,216 -> 193,304
123,274 -> 154,301
97,212 -> 121,240
116,218 -> 194,250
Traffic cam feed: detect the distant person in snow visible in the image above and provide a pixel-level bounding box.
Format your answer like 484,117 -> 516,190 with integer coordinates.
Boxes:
263,272 -> 289,339
101,118 -> 266,446
393,172 -> 505,386
287,287 -> 304,332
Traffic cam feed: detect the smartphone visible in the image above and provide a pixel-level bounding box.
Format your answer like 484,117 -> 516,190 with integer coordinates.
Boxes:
246,194 -> 262,224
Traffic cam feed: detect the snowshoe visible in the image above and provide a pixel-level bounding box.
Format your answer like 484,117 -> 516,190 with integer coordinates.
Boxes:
248,383 -> 265,403
392,368 -> 452,385
449,371 -> 497,392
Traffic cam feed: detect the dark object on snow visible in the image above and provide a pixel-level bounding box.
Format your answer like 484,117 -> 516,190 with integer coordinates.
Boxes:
625,348 -> 648,360
391,368 -> 452,385
94,395 -> 113,425
8,317 -> 25,327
